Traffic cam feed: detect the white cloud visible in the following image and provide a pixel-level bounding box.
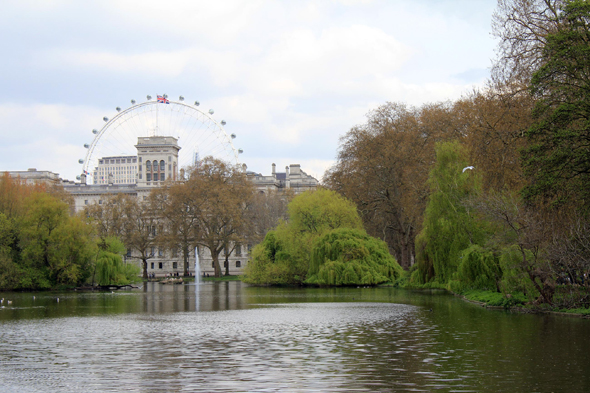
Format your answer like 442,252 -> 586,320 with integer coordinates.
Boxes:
0,103 -> 104,180
38,49 -> 190,77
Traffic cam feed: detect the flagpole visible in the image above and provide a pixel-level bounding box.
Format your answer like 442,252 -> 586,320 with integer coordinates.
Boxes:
155,100 -> 159,137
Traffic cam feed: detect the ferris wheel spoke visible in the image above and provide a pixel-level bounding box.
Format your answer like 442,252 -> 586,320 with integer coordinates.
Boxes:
82,99 -> 239,184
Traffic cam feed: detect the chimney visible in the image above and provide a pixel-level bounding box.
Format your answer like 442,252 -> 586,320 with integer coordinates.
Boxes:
272,163 -> 276,177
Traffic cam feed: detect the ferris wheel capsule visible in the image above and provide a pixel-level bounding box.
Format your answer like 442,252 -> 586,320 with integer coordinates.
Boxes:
131,99 -> 136,104
103,117 -> 109,122
147,95 -> 152,100
76,175 -> 81,180
84,143 -> 90,148
221,120 -> 226,126
231,133 -> 236,139
116,107 -> 121,112
238,148 -> 243,154
78,159 -> 84,164
179,96 -> 184,101
194,101 -> 200,106
92,129 -> 98,134
208,109 -> 214,115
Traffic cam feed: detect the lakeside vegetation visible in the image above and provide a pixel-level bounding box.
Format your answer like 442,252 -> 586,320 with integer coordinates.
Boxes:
243,189 -> 403,286
324,0 -> 590,312
0,175 -> 139,290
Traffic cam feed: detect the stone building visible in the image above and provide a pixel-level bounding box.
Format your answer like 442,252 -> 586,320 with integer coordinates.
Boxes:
5,168 -> 61,186
57,136 -> 319,277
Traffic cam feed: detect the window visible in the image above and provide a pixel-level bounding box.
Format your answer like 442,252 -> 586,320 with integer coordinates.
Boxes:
151,262 -> 154,269
173,262 -> 177,269
158,249 -> 163,257
153,173 -> 158,182
146,161 -> 151,171
138,165 -> 142,171
236,261 -> 241,268
98,200 -> 102,205
169,164 -> 172,171
247,244 -> 252,253
139,157 -> 142,163
150,247 -> 155,256
236,245 -> 242,256
161,174 -> 165,181
133,158 -> 137,163
126,249 -> 131,257
139,173 -> 142,180
84,200 -> 88,205
158,262 -> 163,269
160,160 -> 165,171
168,156 -> 172,162
172,248 -> 178,257
146,173 -> 151,182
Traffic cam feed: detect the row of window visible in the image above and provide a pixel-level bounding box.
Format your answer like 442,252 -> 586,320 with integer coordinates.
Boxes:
99,158 -> 137,165
145,160 -> 166,172
149,261 -> 243,269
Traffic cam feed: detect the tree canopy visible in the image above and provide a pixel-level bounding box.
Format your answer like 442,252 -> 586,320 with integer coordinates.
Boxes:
244,188 -> 402,286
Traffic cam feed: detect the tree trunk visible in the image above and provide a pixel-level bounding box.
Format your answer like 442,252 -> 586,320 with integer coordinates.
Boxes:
183,245 -> 189,277
142,258 -> 148,279
224,253 -> 230,276
212,252 -> 222,278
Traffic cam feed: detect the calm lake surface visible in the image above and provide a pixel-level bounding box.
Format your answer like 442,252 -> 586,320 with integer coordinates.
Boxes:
1,281 -> 589,392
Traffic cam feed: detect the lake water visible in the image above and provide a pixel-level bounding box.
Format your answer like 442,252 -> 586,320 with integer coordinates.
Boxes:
1,281 -> 589,392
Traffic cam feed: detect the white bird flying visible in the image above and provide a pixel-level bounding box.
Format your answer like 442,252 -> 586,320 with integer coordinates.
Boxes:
462,166 -> 475,173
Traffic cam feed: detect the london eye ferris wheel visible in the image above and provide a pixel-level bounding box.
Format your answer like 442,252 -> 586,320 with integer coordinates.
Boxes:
79,95 -> 242,184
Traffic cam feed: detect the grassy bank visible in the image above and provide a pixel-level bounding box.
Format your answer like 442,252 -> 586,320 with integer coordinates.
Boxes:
388,271 -> 590,317
202,275 -> 242,282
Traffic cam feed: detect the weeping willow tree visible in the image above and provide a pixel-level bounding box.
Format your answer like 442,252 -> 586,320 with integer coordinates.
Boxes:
95,237 -> 140,286
412,141 -> 490,285
306,228 -> 403,286
244,189 -> 402,286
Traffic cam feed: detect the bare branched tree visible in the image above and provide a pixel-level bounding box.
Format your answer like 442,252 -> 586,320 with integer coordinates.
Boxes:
491,0 -> 562,85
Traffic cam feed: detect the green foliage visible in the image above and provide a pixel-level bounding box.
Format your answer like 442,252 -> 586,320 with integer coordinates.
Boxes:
0,184 -> 101,290
95,237 -> 140,286
450,245 -> 502,292
413,141 -> 489,285
461,289 -> 527,308
244,189 -> 399,286
524,0 -> 590,210
306,228 -> 403,286
498,245 -> 540,302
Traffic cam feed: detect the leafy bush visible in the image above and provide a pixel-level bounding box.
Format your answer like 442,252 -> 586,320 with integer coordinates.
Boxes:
306,228 -> 403,286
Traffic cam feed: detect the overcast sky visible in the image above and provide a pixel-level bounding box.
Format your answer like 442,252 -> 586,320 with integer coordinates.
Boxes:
0,0 -> 498,182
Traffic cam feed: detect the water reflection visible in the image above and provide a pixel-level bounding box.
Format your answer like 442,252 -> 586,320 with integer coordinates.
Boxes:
1,283 -> 590,392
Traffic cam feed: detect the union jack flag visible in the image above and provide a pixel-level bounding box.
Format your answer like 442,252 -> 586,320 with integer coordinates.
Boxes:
157,95 -> 170,104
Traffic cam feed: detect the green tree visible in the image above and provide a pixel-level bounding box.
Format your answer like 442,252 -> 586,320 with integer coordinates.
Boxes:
94,237 -> 140,286
524,0 -> 590,210
19,193 -> 94,288
306,228 -> 403,286
243,188 -> 400,286
413,141 -> 488,285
